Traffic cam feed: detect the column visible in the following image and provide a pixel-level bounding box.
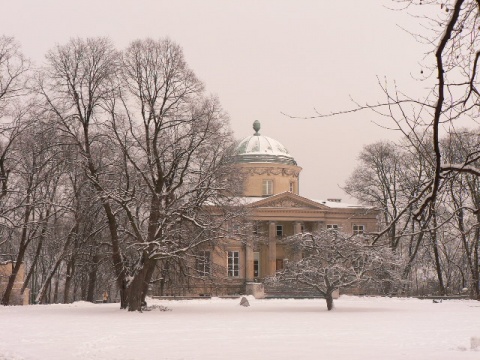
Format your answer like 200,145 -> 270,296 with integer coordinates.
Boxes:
268,221 -> 276,276
245,237 -> 254,282
294,222 -> 302,235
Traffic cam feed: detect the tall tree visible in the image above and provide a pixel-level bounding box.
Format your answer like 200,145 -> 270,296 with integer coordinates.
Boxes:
108,38 -> 237,311
1,112 -> 62,305
368,1 -> 480,219
37,37 -> 129,307
0,36 -> 30,222
344,141 -> 405,249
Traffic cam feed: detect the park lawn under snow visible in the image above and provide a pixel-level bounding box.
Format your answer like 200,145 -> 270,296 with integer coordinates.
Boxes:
0,296 -> 479,360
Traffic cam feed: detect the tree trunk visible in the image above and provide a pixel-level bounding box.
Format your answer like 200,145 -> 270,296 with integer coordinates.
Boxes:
159,260 -> 170,296
36,259 -> 64,304
125,192 -> 162,311
46,280 -> 51,304
402,218 -> 429,287
21,237 -> 42,295
127,276 -> 144,312
141,260 -> 156,303
36,224 -> 77,304
87,254 -> 99,302
21,204 -> 52,296
81,274 -> 87,301
2,200 -> 33,305
473,226 -> 480,300
467,180 -> 480,300
431,214 -> 446,295
325,292 -> 334,311
126,256 -> 156,311
82,118 -> 127,309
53,274 -> 60,303
73,275 -> 79,302
102,201 -> 127,308
63,259 -> 75,303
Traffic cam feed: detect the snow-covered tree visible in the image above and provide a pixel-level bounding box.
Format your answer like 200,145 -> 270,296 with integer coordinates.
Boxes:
267,230 -> 401,310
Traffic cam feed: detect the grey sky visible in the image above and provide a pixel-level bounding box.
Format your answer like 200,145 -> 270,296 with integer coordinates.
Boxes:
1,0 -> 427,201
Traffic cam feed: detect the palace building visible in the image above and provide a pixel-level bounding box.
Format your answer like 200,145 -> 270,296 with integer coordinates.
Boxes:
161,121 -> 378,297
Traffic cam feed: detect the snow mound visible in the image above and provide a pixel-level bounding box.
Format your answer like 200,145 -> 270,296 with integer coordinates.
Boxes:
69,301 -> 98,308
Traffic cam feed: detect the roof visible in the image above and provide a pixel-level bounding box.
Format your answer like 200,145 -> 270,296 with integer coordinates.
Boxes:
311,199 -> 369,209
238,192 -> 374,210
233,121 -> 297,165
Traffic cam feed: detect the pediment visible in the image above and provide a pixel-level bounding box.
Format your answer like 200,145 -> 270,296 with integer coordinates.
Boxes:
248,192 -> 328,210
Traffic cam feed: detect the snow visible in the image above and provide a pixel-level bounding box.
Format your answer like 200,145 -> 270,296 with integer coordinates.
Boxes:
312,199 -> 368,208
1,296 -> 479,359
238,194 -> 369,209
236,134 -> 292,157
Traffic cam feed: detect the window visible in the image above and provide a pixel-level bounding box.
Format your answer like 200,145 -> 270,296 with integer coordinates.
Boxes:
262,179 -> 273,196
353,224 -> 365,235
289,182 -> 294,192
276,225 -> 283,238
228,251 -> 239,277
327,224 -> 339,231
254,252 -> 260,278
300,224 -> 305,233
196,251 -> 211,276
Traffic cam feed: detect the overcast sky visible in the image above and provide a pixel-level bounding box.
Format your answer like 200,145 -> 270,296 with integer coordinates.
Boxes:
1,0 -> 429,201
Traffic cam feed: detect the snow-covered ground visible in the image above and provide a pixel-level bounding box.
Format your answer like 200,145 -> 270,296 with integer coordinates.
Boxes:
0,296 -> 479,360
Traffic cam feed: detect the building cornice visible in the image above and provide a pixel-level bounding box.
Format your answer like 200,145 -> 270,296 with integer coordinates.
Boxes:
236,164 -> 302,178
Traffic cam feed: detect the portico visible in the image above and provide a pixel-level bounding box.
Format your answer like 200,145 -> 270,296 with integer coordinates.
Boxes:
242,191 -> 378,283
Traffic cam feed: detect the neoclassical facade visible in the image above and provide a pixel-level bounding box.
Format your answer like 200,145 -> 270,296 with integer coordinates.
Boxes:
166,121 -> 378,297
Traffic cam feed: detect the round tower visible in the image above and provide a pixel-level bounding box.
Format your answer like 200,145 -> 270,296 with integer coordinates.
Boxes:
233,121 -> 302,197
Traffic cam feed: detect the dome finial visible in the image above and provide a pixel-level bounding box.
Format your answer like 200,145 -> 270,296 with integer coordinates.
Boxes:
253,120 -> 261,136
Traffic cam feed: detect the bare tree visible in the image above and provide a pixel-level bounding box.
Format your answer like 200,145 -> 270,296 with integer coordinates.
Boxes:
1,111 -> 65,305
344,127 -> 480,297
344,140 -> 433,291
339,0 -> 480,294
344,141 -> 407,250
106,38 -> 238,311
368,1 -> 480,218
303,3 -> 480,279
0,36 -> 29,216
441,129 -> 480,298
36,37 -> 131,306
